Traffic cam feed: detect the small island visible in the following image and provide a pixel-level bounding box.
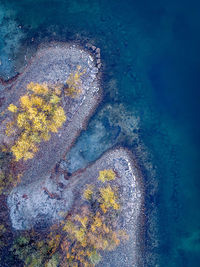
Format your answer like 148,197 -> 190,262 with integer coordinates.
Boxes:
0,43 -> 143,266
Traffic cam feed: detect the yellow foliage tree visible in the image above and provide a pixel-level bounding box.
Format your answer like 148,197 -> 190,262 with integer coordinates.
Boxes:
83,184 -> 94,200
99,185 -> 120,212
64,65 -> 85,97
98,169 -> 116,183
8,169 -> 128,267
6,82 -> 66,161
56,169 -> 126,266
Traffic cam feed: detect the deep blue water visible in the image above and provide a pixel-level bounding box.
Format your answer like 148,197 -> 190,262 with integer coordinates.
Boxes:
0,0 -> 200,266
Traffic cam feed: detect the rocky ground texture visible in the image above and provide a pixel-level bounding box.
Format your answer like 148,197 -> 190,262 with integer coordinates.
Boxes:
1,43 -> 144,266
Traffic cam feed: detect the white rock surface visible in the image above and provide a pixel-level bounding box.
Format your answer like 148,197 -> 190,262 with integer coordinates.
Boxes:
7,174 -> 74,230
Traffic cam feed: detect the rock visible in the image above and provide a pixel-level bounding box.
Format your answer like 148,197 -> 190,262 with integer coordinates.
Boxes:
97,63 -> 102,69
59,159 -> 69,171
57,173 -> 69,185
86,43 -> 92,48
96,48 -> 100,54
96,53 -> 101,59
97,59 -> 101,64
91,45 -> 96,51
7,174 -> 74,230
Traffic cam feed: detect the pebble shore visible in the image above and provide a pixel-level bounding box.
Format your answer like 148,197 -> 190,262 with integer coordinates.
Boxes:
2,43 -> 144,266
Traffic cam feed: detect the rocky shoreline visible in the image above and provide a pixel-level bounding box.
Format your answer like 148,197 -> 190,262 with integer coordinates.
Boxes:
0,42 -> 102,184
8,147 -> 144,266
0,42 -> 144,266
71,148 -> 144,267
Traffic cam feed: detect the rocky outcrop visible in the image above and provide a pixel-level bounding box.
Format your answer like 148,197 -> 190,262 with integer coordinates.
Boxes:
3,42 -> 102,228
4,43 -> 144,266
7,148 -> 143,266
1,43 -> 101,185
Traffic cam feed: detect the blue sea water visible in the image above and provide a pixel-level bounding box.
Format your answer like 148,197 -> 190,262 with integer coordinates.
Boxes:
0,0 -> 200,266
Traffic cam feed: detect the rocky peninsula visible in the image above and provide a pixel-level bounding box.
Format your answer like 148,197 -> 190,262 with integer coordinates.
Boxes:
0,43 -> 144,266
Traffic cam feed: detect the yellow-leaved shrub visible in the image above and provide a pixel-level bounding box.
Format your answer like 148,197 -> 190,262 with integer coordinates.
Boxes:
8,169 -> 128,267
65,65 -> 85,97
7,82 -> 66,161
98,169 -> 116,183
45,169 -> 128,267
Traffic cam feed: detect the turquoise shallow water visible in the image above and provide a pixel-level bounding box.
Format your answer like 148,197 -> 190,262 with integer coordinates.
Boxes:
0,0 -> 200,266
